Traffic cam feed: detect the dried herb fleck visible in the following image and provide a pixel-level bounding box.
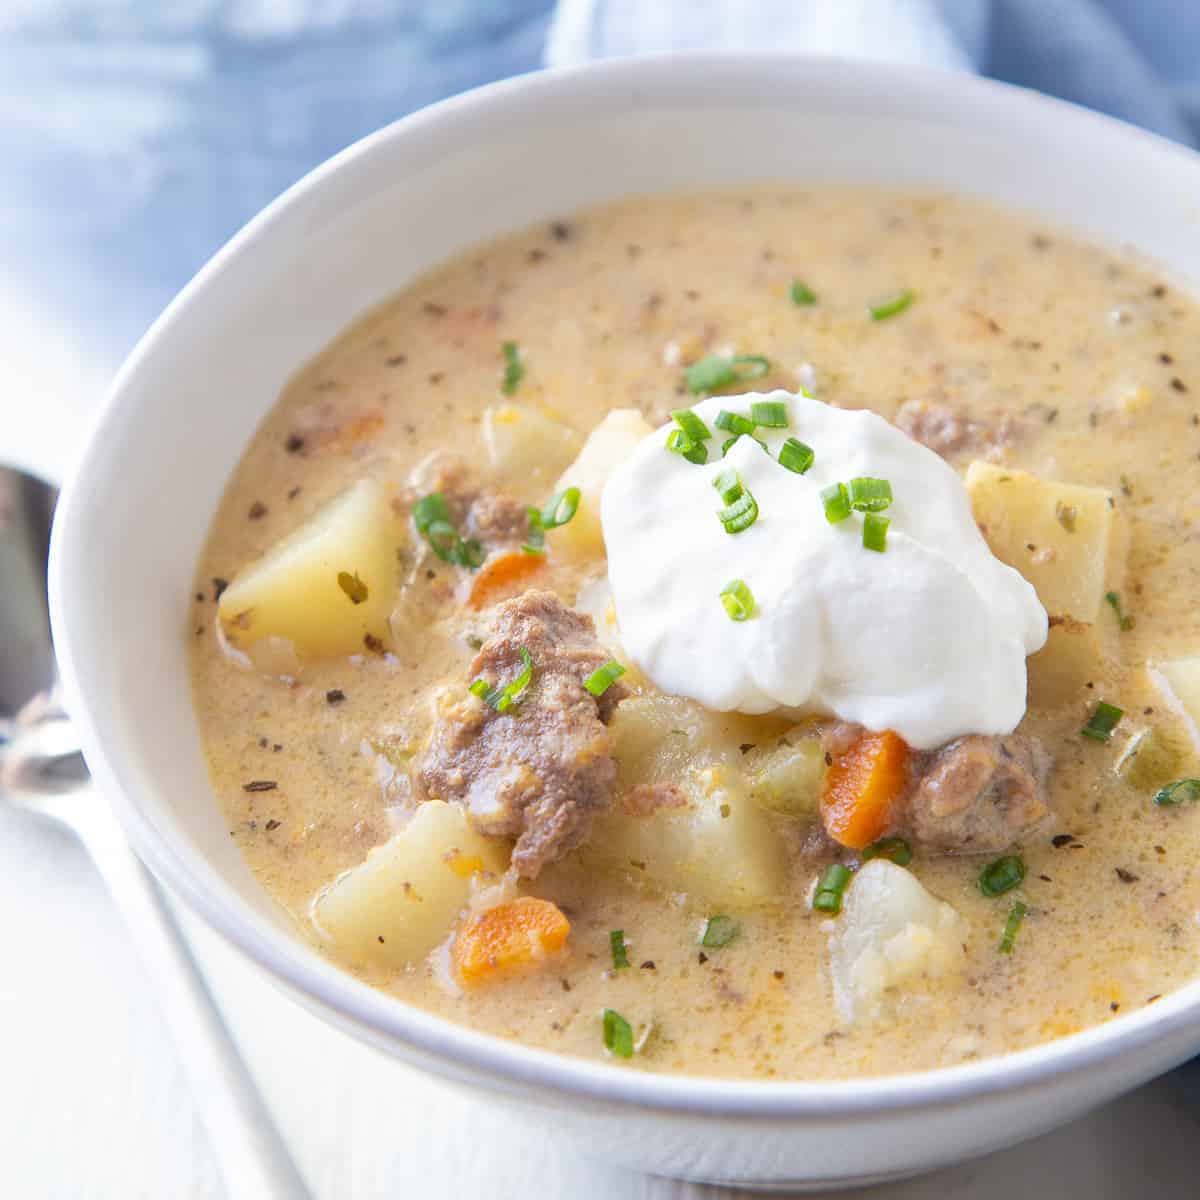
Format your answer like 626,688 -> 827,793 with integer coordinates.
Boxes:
337,571 -> 369,604
264,818 -> 281,832
242,780 -> 278,792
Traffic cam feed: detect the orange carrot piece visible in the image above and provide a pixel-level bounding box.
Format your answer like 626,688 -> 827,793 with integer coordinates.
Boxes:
452,896 -> 570,984
820,730 -> 912,850
465,550 -> 545,609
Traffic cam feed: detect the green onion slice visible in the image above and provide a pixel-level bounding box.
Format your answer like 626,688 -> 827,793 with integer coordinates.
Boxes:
714,409 -> 758,438
500,340 -> 524,394
869,288 -> 915,321
750,400 -> 789,428
666,427 -> 709,465
522,508 -> 546,555
469,646 -> 534,714
821,482 -> 851,524
610,929 -> 631,970
1081,701 -> 1124,743
685,353 -> 770,395
790,279 -> 817,306
602,1008 -> 634,1058
671,409 -> 712,442
720,579 -> 756,622
1104,590 -> 1135,631
848,477 -> 893,512
778,437 -> 814,475
700,915 -> 741,948
813,863 -> 853,914
718,489 -> 759,534
413,492 -> 485,569
1153,778 -> 1200,807
540,487 -> 581,530
862,512 -> 890,553
979,855 -> 1026,898
862,837 -> 912,866
712,468 -> 743,504
584,659 -> 626,697
998,900 -> 1028,954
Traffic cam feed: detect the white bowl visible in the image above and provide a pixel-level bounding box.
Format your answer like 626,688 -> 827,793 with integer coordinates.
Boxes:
49,52 -> 1200,1190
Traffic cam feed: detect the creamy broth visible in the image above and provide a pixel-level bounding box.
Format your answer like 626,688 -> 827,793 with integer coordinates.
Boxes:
190,189 -> 1200,1079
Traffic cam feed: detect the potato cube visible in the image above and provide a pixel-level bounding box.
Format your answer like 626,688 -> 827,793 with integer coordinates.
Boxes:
743,729 -> 826,817
481,403 -> 582,485
1150,657 -> 1200,752
312,801 -> 509,969
581,695 -> 791,907
966,462 -> 1128,703
218,478 -> 398,660
553,409 -> 653,559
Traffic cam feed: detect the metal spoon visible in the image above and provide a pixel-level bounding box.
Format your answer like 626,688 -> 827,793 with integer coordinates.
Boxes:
0,465 -> 311,1200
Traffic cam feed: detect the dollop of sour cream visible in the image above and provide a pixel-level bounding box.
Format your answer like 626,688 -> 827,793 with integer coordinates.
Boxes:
601,390 -> 1047,750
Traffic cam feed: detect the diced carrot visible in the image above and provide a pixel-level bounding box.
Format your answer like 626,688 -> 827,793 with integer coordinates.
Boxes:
452,896 -> 570,984
465,551 -> 545,609
820,729 -> 912,850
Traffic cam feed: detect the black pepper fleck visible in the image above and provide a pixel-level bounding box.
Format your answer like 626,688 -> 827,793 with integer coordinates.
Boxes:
550,221 -> 571,241
285,433 -> 306,454
1115,867 -> 1139,883
247,500 -> 267,520
264,818 -> 281,832
698,952 -> 709,965
640,960 -> 656,971
211,577 -> 229,601
423,301 -> 448,317
242,780 -> 277,792
326,689 -> 346,706
1171,377 -> 1188,393
386,354 -> 408,367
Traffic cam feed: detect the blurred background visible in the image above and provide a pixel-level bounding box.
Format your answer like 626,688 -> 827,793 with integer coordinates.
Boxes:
3,2 -> 1200,1197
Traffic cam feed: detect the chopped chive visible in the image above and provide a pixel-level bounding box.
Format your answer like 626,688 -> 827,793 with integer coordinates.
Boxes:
671,409 -> 712,442
602,1008 -> 634,1058
714,409 -> 758,438
848,477 -> 893,512
412,493 -> 451,534
469,646 -> 534,713
712,468 -> 743,504
413,492 -> 485,569
1153,778 -> 1200,807
790,279 -> 817,306
718,489 -> 758,534
720,579 -> 756,622
500,340 -> 524,394
813,863 -> 852,914
979,855 -> 1026,898
862,837 -> 912,866
1104,590 -> 1134,631
700,915 -> 741,948
998,900 -> 1028,954
685,353 -> 770,395
778,437 -> 814,474
522,507 -> 546,555
862,512 -> 890,553
540,487 -> 581,530
1082,701 -> 1124,743
337,571 -> 369,605
869,288 -> 914,321
750,400 -> 789,428
666,426 -> 709,465
610,929 -> 631,970
821,482 -> 851,524
584,659 -> 626,697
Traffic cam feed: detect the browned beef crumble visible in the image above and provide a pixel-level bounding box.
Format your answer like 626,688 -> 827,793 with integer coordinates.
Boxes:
894,399 -> 1018,459
415,590 -> 627,876
905,734 -> 1050,853
404,450 -> 531,548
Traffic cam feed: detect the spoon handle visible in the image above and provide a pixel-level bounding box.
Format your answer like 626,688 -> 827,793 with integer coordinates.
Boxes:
67,799 -> 312,1200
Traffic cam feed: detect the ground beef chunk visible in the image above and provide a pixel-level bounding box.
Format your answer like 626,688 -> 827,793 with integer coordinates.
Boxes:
906,734 -> 1049,853
415,591 -> 626,876
464,491 -> 531,544
894,400 -> 1017,460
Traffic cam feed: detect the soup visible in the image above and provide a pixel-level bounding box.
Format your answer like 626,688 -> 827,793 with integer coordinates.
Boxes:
190,189 -> 1200,1079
